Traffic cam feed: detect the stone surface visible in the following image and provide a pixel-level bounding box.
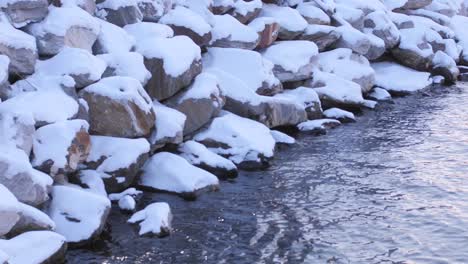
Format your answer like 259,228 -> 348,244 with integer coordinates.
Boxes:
2,0 -> 48,27
96,0 -> 143,27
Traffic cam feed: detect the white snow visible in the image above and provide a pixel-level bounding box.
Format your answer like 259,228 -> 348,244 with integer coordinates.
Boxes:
233,0 -> 262,16
0,18 -> 37,50
194,111 -> 276,164
311,71 -> 365,106
261,41 -> 318,73
323,108 -> 355,121
27,6 -> 100,37
159,6 -> 211,35
297,119 -> 341,132
48,185 -> 110,243
82,76 -> 153,114
259,4 -> 307,33
78,170 -> 108,197
118,195 -> 136,211
109,188 -> 142,201
203,47 -> 280,93
17,202 -> 56,230
210,14 -> 259,44
270,130 -> 295,144
32,119 -> 89,173
35,47 -> 107,83
0,231 -> 66,264
128,202 -> 172,236
139,152 -> 219,193
273,87 -> 321,110
179,72 -> 221,101
450,15 -> 468,61
0,184 -> 20,236
97,0 -> 138,10
87,136 -> 150,173
0,55 -> 8,84
178,140 -> 237,170
95,19 -> 136,54
372,62 -> 432,93
150,101 -> 186,144
369,87 -> 392,101
296,2 -> 331,24
124,22 -> 174,42
98,52 -> 152,85
134,35 -> 201,77
248,16 -> 277,32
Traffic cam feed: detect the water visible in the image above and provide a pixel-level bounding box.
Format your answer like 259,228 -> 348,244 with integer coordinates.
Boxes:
68,84 -> 468,264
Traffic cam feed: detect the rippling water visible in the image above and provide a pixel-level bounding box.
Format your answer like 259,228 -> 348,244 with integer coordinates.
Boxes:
68,84 -> 468,264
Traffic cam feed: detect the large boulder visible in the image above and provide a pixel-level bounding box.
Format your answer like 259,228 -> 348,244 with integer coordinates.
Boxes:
0,20 -> 38,76
194,111 -> 276,170
98,52 -> 151,86
139,152 -> 219,199
96,0 -> 143,27
34,47 -> 107,89
149,101 -> 186,150
134,35 -> 202,101
296,2 -> 331,25
363,11 -> 400,49
47,185 -> 110,246
166,73 -> 225,136
334,25 -> 386,60
261,40 -> 318,82
259,4 -> 307,40
391,27 -> 434,71
136,0 -> 173,22
0,231 -> 67,263
79,76 -> 155,138
32,120 -> 90,177
92,19 -> 136,54
26,6 -> 100,56
0,147 -> 52,206
159,6 -> 212,47
209,14 -> 260,50
0,0 -> 48,28
273,87 -> 323,120
85,136 -> 150,192
203,47 -> 282,96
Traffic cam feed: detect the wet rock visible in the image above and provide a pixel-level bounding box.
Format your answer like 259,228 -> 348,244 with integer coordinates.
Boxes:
96,0 -> 143,27
259,4 -> 307,40
0,231 -> 67,263
26,6 -> 100,56
178,140 -> 238,179
0,147 -> 52,206
135,35 -> 202,101
31,120 -> 90,177
48,185 -> 111,246
0,21 -> 38,76
1,0 -> 48,27
128,202 -> 172,236
139,152 -> 219,199
160,6 -> 212,47
85,136 -> 150,193
79,76 -> 155,138
166,73 -> 224,136
209,14 -> 259,50
194,111 -> 276,170
149,102 -> 186,151
248,17 -> 279,49
297,25 -> 341,52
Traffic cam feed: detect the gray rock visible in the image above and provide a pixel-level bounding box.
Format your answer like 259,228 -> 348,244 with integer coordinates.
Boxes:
96,0 -> 143,27
0,184 -> 20,237
49,0 -> 96,14
297,25 -> 341,52
2,0 -> 48,27
398,0 -> 433,10
0,111 -> 35,156
7,203 -> 55,237
363,11 -> 400,49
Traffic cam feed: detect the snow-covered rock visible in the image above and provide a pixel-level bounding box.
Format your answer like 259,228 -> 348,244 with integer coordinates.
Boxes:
75,170 -> 108,197
140,152 -> 219,199
334,25 -> 385,60
123,21 -> 174,41
0,231 -> 67,263
48,185 -> 111,245
79,76 -> 155,138
450,15 -> 468,65
209,14 -> 260,50
135,35 -> 202,100
261,40 -> 318,82
0,184 -> 20,236
137,0 -> 173,22
228,0 -> 262,24
0,111 -> 35,156
160,6 -> 212,46
372,61 -> 432,94
118,195 -> 136,211
270,130 -> 295,145
108,187 -> 142,201
297,118 -> 341,135
323,108 -> 356,123
34,47 -> 106,88
273,87 -> 323,120
92,19 -> 136,54
50,0 -> 97,14
431,50 -> 459,84
166,73 -> 224,135
259,4 -> 307,40
203,47 -> 282,96
149,101 -> 186,150
1,0 -> 48,28
178,140 -> 238,179
32,119 -> 90,177
248,17 -> 280,49
194,111 -> 276,169
363,11 -> 400,49
128,202 -> 172,236
96,0 -> 143,27
98,52 -> 151,86
0,55 -> 8,99
8,203 -> 55,236
298,25 -> 341,51
0,75 -> 79,126
368,87 -> 393,101
0,20 -> 38,75
317,48 -> 376,93
85,136 -> 150,192
391,26 -> 434,71
0,147 -> 52,206
26,6 -> 100,56
297,2 -> 331,25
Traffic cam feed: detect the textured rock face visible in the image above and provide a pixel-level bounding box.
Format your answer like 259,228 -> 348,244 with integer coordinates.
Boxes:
0,111 -> 35,156
137,0 -> 173,22
399,0 -> 433,10
96,1 -> 143,27
298,25 -> 341,52
0,24 -> 38,76
2,0 -> 48,27
79,77 -> 155,138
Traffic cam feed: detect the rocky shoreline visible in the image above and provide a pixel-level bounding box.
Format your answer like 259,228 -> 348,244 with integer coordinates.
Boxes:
0,0 -> 467,263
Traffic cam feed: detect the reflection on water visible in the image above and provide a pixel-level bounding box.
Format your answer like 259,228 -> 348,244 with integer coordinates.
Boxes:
68,84 -> 468,264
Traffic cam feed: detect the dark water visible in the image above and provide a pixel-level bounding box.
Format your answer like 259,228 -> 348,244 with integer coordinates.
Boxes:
68,84 -> 468,264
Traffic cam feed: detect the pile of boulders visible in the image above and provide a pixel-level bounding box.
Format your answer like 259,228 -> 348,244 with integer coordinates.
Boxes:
1,0 -> 467,261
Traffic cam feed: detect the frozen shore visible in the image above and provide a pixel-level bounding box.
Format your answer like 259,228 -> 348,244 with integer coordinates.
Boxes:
0,0 -> 468,262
